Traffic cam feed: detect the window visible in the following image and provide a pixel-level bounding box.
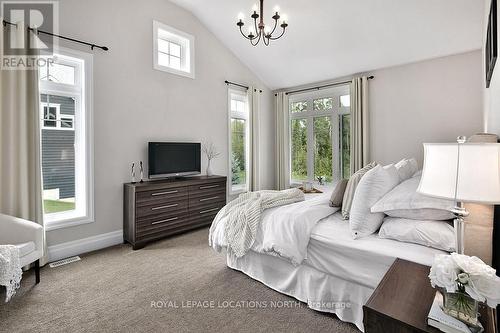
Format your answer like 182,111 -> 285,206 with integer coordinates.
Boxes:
39,48 -> 94,230
153,20 -> 195,78
289,85 -> 351,185
41,102 -> 74,130
228,89 -> 249,194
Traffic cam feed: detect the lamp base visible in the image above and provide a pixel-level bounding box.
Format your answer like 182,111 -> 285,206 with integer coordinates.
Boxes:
452,202 -> 468,254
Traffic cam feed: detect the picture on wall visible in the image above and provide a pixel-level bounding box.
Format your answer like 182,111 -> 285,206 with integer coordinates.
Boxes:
486,0 -> 498,88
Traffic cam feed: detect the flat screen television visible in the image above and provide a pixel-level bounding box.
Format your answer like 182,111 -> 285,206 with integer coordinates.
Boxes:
148,142 -> 201,179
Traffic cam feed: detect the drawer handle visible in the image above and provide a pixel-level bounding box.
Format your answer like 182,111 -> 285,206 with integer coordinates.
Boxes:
151,190 -> 178,196
199,207 -> 220,214
199,196 -> 219,202
151,203 -> 178,211
199,184 -> 219,190
151,217 -> 178,225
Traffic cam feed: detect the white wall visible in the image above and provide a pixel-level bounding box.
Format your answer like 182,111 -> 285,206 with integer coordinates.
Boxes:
46,0 -> 275,246
483,0 -> 500,135
369,51 -> 483,166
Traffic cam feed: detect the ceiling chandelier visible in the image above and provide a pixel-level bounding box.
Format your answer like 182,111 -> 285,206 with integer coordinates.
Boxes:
236,0 -> 288,46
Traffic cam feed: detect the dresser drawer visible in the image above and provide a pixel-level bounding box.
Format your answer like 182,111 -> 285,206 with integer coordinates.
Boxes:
189,190 -> 226,209
189,182 -> 226,195
136,186 -> 187,206
189,203 -> 225,218
136,215 -> 190,239
136,210 -> 188,235
136,200 -> 188,218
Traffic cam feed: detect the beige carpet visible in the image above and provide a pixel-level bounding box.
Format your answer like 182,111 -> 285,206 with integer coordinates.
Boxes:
0,228 -> 357,333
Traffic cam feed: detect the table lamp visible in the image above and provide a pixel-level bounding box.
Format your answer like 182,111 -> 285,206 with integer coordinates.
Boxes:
417,137 -> 500,254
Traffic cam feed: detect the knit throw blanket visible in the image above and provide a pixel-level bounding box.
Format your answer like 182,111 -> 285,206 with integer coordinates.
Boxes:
209,188 -> 305,257
0,245 -> 22,302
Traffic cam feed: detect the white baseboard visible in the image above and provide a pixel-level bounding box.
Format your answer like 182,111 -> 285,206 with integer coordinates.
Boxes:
48,230 -> 123,262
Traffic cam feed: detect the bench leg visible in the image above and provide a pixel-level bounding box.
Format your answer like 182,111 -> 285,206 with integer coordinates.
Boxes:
34,259 -> 40,284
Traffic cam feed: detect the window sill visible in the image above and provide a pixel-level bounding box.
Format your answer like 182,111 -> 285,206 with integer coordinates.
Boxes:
45,215 -> 94,232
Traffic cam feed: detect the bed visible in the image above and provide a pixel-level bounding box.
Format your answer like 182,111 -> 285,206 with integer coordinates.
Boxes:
211,191 -> 447,332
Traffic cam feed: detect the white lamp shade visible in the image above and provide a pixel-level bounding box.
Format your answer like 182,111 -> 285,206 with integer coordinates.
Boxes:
417,143 -> 500,204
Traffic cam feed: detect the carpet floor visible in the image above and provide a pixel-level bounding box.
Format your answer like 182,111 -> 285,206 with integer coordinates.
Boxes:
0,228 -> 357,333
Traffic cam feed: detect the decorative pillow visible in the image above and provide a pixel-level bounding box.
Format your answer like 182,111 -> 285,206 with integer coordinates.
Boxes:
341,162 -> 377,219
329,179 -> 348,207
349,164 -> 400,239
394,158 -> 418,182
371,176 -> 455,220
379,217 -> 455,252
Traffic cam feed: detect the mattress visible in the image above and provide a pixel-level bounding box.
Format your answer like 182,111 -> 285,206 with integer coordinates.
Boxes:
305,212 -> 447,289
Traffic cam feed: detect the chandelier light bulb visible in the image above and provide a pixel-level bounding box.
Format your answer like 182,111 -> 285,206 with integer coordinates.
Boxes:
237,12 -> 245,21
252,3 -> 258,12
248,26 -> 256,34
273,5 -> 280,13
264,25 -> 271,34
281,14 -> 288,24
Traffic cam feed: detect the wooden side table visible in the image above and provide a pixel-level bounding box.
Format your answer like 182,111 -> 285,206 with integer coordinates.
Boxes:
363,258 -> 497,333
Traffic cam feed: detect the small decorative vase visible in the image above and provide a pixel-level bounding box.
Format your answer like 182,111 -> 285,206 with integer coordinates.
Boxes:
442,290 -> 479,327
206,160 -> 213,176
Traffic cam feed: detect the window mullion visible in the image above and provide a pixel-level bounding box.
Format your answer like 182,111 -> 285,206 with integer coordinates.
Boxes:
306,114 -> 314,182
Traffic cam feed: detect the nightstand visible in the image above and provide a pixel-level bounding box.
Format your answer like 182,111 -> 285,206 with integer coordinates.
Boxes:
363,258 -> 497,333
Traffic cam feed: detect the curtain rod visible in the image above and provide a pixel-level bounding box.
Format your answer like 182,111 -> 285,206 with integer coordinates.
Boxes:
225,80 -> 262,93
282,75 -> 375,96
2,20 -> 109,51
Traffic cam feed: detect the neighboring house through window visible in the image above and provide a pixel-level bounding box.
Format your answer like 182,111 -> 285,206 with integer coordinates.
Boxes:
289,85 -> 351,186
41,102 -> 74,130
39,48 -> 94,230
228,88 -> 249,194
153,20 -> 195,78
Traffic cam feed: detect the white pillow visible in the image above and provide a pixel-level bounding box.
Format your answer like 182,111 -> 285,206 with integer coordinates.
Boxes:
371,176 -> 455,220
379,217 -> 455,252
395,158 -> 418,182
350,164 -> 400,239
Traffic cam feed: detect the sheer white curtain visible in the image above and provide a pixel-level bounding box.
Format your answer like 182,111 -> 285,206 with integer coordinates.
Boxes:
274,92 -> 290,190
350,76 -> 369,174
0,22 -> 46,264
248,87 -> 261,191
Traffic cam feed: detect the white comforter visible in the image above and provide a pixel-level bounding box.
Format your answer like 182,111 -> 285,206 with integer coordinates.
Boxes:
210,193 -> 338,265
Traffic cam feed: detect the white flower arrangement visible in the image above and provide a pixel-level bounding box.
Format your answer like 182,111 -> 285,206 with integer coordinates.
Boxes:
429,253 -> 500,308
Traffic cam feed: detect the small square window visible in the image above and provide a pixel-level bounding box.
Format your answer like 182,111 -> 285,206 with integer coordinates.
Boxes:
153,21 -> 195,79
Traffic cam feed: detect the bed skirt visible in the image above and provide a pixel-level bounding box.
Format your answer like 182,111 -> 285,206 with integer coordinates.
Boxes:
227,250 -> 378,332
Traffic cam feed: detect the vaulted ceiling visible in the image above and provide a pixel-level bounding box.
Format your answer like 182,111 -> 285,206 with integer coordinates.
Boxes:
170,0 -> 484,90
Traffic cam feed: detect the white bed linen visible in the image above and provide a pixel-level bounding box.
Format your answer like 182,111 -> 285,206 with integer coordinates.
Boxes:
307,213 -> 447,289
211,193 -> 338,265
226,212 -> 447,332
228,250 -> 373,332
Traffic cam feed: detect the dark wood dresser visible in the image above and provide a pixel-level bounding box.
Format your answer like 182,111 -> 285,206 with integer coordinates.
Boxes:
363,258 -> 497,333
124,175 -> 227,249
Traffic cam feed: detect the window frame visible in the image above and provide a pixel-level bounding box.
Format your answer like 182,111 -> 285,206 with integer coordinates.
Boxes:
228,88 -> 250,195
288,85 -> 350,186
153,20 -> 195,79
39,47 -> 94,231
